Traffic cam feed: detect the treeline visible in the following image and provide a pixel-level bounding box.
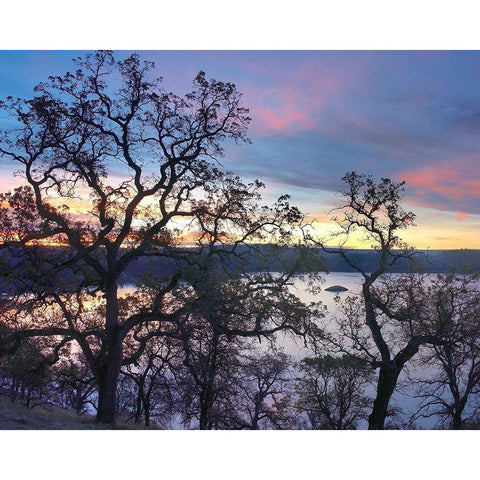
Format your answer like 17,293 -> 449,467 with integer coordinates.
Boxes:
0,330 -> 374,430
99,247 -> 480,282
1,246 -> 478,294
3,269 -> 480,431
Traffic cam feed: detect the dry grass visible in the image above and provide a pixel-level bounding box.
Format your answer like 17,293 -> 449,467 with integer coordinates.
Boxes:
0,394 -> 157,430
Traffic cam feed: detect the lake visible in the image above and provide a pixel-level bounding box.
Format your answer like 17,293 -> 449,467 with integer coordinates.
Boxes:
275,271 -> 363,357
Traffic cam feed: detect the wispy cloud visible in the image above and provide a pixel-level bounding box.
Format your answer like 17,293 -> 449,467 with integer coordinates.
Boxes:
399,155 -> 480,214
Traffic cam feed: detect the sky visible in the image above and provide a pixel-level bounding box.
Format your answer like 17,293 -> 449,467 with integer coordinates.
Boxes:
0,50 -> 479,249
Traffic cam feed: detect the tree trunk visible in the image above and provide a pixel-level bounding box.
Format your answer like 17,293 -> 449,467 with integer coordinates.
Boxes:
199,332 -> 219,430
95,282 -> 122,425
134,379 -> 144,424
452,412 -> 463,430
199,395 -> 210,430
451,401 -> 466,430
251,395 -> 261,430
96,349 -> 122,424
368,364 -> 400,430
144,400 -> 151,427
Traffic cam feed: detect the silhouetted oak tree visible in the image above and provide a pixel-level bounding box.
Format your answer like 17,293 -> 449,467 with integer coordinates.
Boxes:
53,352 -> 96,414
234,350 -> 296,429
306,172 -> 444,429
0,51 -> 309,424
120,335 -> 178,427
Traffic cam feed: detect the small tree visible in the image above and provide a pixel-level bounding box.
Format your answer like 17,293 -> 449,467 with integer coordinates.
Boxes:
53,353 -> 96,414
296,355 -> 373,429
120,335 -> 179,427
234,350 -> 296,430
0,337 -> 52,408
169,309 -> 243,430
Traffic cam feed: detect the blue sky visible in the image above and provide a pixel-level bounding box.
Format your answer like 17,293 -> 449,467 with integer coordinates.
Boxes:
0,50 -> 479,248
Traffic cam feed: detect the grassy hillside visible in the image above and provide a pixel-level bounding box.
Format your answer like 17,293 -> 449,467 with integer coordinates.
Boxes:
0,394 -> 156,430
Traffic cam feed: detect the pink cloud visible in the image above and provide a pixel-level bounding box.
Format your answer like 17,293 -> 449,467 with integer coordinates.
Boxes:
402,163 -> 480,199
398,156 -> 480,213
455,210 -> 469,221
254,104 -> 315,133
239,59 -> 363,136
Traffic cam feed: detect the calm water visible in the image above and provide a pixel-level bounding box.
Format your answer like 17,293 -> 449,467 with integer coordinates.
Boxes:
276,271 -> 363,358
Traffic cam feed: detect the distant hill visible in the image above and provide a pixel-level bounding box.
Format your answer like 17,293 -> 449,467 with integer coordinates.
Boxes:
120,246 -> 480,283
319,248 -> 480,274
0,246 -> 479,293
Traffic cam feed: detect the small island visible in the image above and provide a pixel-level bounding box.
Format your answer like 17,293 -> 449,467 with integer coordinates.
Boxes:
324,285 -> 349,292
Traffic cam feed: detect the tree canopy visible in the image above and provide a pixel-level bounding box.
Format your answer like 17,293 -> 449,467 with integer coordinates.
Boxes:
0,51 -> 316,424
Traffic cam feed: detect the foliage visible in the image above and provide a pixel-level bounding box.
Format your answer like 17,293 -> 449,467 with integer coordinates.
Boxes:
296,355 -> 373,429
0,337 -> 51,408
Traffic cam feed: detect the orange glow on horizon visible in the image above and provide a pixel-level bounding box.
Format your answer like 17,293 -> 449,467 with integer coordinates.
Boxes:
0,185 -> 477,251
305,212 -> 480,250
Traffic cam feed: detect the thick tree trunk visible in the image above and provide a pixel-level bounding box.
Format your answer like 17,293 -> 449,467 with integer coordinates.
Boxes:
96,282 -> 122,425
96,346 -> 122,424
199,396 -> 210,430
451,401 -> 466,430
368,365 -> 400,430
363,281 -> 406,430
452,413 -> 463,430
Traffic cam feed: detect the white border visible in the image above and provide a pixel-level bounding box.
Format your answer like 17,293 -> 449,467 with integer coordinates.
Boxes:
1,1 -> 480,49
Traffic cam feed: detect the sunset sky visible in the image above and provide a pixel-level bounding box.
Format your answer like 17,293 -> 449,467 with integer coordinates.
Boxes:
0,50 -> 479,249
